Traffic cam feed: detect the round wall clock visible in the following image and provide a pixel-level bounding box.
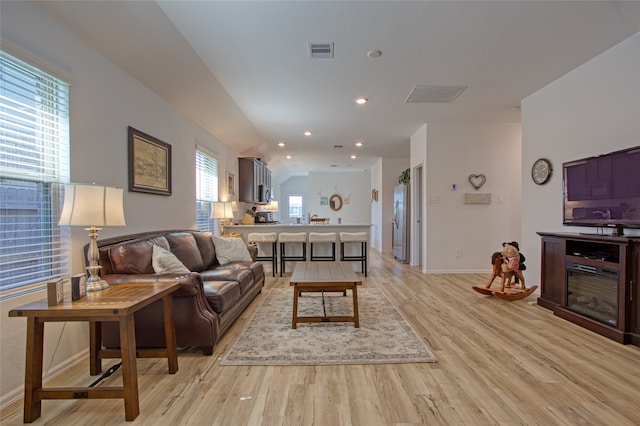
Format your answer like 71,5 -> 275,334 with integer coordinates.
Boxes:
531,158 -> 552,185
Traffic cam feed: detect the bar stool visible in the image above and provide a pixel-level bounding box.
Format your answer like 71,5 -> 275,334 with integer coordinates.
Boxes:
309,232 -> 337,262
340,232 -> 369,276
247,232 -> 278,277
279,232 -> 307,277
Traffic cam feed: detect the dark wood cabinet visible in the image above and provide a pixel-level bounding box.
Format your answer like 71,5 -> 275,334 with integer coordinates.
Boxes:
629,245 -> 640,346
238,157 -> 271,204
537,232 -> 640,347
539,235 -> 565,308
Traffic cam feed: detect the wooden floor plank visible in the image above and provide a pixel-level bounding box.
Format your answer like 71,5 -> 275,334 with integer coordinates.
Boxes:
2,250 -> 640,425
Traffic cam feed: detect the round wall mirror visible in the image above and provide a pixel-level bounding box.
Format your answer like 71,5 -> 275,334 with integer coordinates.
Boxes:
329,194 -> 343,211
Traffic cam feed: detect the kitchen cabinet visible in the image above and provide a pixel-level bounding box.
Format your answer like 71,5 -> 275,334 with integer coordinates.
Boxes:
239,157 -> 271,204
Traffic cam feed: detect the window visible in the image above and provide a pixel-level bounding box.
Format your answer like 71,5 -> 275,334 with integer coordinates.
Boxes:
288,195 -> 303,218
195,148 -> 219,232
0,50 -> 70,291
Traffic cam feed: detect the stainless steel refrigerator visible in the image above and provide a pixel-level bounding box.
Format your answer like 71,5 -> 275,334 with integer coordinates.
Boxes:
392,183 -> 410,263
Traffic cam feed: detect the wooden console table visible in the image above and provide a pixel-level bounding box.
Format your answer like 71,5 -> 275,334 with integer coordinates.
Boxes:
9,281 -> 181,422
537,232 -> 640,347
290,262 -> 362,328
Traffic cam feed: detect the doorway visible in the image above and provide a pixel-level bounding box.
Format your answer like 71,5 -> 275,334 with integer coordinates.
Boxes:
412,164 -> 423,267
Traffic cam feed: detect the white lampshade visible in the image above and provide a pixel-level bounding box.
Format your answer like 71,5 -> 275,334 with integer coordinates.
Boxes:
265,200 -> 279,212
211,201 -> 234,219
58,183 -> 126,227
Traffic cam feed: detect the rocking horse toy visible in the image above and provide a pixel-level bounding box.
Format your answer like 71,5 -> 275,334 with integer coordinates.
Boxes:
472,241 -> 538,300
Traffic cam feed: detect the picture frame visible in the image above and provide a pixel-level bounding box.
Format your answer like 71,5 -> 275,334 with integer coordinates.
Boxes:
227,172 -> 235,196
128,126 -> 172,196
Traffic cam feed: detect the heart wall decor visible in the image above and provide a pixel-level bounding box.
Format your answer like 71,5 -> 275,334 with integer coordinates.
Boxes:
468,174 -> 486,191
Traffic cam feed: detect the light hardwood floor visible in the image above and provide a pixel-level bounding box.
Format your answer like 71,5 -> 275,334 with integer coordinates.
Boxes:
2,251 -> 639,425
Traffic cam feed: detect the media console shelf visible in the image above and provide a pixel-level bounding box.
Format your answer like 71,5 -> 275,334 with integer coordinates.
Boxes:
537,232 -> 640,347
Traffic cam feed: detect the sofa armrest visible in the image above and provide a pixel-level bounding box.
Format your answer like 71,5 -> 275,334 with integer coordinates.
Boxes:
247,244 -> 258,262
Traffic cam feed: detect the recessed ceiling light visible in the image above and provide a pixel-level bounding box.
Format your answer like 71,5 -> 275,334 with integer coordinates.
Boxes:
278,141 -> 285,147
286,155 -> 292,159
355,97 -> 368,105
304,131 -> 312,136
350,155 -> 357,159
367,50 -> 382,58
355,141 -> 363,147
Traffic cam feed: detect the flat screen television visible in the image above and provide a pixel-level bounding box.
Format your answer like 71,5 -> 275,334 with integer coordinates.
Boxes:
563,145 -> 640,236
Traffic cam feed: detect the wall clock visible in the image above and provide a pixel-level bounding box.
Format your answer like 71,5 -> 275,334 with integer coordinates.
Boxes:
531,158 -> 552,185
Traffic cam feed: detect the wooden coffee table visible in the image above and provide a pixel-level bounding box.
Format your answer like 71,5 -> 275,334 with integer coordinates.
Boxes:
289,262 -> 362,329
9,281 -> 181,423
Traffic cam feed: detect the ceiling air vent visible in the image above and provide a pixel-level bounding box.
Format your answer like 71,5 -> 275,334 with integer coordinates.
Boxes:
333,145 -> 344,149
405,85 -> 468,103
309,42 -> 334,59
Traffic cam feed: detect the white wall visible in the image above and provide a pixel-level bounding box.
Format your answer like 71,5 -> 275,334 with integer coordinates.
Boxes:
521,32 -> 640,284
416,123 -> 522,273
0,1 -> 242,406
307,171 -> 372,225
371,160 -> 383,250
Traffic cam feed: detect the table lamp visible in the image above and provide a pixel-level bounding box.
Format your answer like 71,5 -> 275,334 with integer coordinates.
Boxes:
211,201 -> 234,235
58,183 -> 126,292
265,199 -> 279,212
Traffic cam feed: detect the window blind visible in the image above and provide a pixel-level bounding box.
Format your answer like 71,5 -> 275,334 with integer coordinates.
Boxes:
195,149 -> 219,232
0,50 -> 70,291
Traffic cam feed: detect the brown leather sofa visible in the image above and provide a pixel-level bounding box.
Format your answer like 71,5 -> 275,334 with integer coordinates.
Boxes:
89,230 -> 265,355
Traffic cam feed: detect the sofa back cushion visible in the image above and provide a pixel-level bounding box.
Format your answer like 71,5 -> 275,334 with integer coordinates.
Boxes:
109,236 -> 169,274
165,232 -> 205,272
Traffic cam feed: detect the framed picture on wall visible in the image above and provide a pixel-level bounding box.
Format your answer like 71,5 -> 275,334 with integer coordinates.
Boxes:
227,172 -> 235,196
128,126 -> 172,196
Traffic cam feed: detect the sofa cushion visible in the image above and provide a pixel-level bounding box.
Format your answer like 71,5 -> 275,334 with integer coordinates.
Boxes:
109,236 -> 169,274
165,232 -> 205,271
152,245 -> 190,274
200,268 -> 254,294
202,280 -> 241,314
212,236 -> 252,264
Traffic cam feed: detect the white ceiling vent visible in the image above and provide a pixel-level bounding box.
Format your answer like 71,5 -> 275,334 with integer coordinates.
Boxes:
333,144 -> 344,149
404,85 -> 468,103
309,42 -> 334,59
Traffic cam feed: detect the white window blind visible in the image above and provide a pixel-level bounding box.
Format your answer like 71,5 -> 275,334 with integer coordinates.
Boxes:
195,148 -> 219,232
0,50 -> 70,291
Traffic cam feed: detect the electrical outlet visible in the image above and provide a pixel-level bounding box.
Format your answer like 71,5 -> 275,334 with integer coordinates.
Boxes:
456,248 -> 462,258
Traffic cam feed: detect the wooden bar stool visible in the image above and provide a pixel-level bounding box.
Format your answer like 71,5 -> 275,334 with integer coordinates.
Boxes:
308,232 -> 337,262
279,232 -> 307,277
247,232 -> 278,277
340,232 -> 369,276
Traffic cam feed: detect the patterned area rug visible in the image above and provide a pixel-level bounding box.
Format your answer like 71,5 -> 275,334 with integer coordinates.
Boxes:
221,288 -> 437,365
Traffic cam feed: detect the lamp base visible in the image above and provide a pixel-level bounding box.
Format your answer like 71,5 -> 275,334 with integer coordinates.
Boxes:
85,264 -> 109,292
86,275 -> 109,292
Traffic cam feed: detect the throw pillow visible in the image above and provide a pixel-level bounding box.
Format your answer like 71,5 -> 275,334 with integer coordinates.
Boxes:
212,236 -> 252,265
152,245 -> 190,274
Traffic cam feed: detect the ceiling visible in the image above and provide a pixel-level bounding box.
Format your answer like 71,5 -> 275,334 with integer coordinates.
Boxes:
34,1 -> 640,182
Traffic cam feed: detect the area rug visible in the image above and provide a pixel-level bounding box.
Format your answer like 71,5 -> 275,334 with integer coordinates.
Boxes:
220,288 -> 437,365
